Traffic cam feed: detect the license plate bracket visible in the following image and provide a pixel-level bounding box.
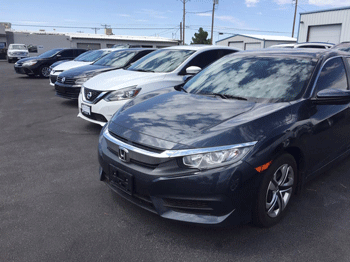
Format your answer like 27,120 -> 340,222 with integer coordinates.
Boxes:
108,164 -> 133,195
81,103 -> 91,115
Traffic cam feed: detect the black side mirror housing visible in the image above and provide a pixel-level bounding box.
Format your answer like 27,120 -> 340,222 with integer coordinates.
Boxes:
312,88 -> 350,105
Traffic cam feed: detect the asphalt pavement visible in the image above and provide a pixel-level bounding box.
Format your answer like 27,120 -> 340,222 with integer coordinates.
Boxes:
1,60 -> 350,262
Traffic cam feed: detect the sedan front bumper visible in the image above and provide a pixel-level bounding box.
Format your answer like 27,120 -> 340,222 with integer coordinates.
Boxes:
98,129 -> 258,225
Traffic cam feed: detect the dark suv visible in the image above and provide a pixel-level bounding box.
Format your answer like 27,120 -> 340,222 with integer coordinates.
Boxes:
14,48 -> 87,77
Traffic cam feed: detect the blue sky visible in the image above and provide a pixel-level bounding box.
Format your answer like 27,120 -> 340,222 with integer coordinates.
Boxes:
1,0 -> 349,44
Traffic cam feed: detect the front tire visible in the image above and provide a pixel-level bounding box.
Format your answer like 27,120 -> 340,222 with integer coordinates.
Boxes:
253,153 -> 297,227
39,65 -> 50,78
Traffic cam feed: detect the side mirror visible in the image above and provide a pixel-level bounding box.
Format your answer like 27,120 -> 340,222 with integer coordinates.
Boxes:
312,88 -> 350,105
186,66 -> 201,75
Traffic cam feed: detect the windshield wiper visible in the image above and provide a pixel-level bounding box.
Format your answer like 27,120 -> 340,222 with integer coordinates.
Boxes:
198,92 -> 247,100
133,69 -> 155,73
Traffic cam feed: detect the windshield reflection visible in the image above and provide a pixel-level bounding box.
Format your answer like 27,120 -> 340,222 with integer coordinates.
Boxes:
128,49 -> 195,73
184,56 -> 316,102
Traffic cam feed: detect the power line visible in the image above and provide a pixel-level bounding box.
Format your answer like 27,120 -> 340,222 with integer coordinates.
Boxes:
11,24 -> 177,30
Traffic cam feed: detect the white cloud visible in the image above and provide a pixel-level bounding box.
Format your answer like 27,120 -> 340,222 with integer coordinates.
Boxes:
118,14 -> 131,17
308,0 -> 350,6
196,13 -> 246,27
274,0 -> 292,4
196,13 -> 212,17
245,0 -> 260,7
137,9 -> 167,19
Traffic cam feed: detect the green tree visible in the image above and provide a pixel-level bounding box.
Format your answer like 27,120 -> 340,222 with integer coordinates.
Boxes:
191,27 -> 211,45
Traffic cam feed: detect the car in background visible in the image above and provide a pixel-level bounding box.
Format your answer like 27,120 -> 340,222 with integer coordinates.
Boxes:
49,48 -> 118,86
78,45 -> 239,126
98,48 -> 350,227
14,48 -> 87,77
7,44 -> 29,63
294,42 -> 334,49
332,42 -> 350,52
54,48 -> 155,100
269,42 -> 334,49
0,42 -> 6,59
268,43 -> 296,48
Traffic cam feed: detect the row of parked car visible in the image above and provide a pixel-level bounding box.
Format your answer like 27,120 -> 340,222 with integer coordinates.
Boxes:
12,42 -> 350,227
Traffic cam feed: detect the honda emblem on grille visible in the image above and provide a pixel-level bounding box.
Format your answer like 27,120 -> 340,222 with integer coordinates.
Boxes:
86,91 -> 93,100
118,147 -> 129,162
61,77 -> 65,83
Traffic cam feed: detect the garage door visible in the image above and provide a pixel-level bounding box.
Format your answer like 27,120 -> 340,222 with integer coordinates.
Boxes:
245,42 -> 261,50
307,24 -> 341,44
77,43 -> 101,50
229,41 -> 243,50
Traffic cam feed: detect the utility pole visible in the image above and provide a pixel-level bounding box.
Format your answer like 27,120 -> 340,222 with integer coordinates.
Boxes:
92,27 -> 100,34
179,0 -> 189,45
211,0 -> 218,45
180,22 -> 183,44
292,0 -> 298,38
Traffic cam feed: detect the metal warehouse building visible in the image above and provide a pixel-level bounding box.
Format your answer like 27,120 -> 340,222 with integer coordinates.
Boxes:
2,27 -> 180,56
215,34 -> 296,50
298,6 -> 350,44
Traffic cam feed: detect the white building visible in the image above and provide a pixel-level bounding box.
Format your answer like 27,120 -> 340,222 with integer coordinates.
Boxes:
4,29 -> 180,56
298,6 -> 350,44
216,34 -> 296,50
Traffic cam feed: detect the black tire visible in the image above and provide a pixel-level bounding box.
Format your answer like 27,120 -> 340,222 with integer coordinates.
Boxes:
7,58 -> 12,63
253,153 -> 297,227
39,65 -> 50,78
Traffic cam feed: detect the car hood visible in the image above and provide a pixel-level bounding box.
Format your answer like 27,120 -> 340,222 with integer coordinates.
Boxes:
53,61 -> 91,71
17,57 -> 38,63
108,91 -> 292,150
9,49 -> 29,53
108,91 -> 272,150
59,64 -> 111,78
84,69 -> 166,91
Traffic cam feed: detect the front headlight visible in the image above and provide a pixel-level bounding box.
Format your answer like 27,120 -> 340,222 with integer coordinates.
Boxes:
182,145 -> 254,169
22,60 -> 37,66
104,86 -> 141,102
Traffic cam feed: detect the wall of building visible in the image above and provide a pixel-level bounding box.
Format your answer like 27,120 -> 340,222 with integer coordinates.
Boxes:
217,35 -> 296,50
71,38 -> 176,49
7,32 -> 70,56
217,35 -> 263,49
298,8 -> 350,43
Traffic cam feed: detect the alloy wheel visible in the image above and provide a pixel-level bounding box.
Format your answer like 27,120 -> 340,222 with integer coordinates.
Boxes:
265,164 -> 294,218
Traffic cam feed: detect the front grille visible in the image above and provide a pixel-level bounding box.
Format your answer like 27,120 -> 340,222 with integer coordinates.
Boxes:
84,87 -> 103,103
50,75 -> 57,84
55,85 -> 80,99
109,131 -> 164,154
81,110 -> 108,123
57,76 -> 76,85
13,52 -> 27,56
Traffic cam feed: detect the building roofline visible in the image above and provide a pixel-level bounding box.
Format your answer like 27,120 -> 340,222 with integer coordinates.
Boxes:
300,6 -> 350,15
216,33 -> 296,43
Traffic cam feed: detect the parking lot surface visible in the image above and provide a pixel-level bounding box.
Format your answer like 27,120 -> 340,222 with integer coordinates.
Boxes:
1,60 -> 350,262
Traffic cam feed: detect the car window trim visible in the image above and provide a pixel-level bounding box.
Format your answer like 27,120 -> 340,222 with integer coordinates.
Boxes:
310,55 -> 349,97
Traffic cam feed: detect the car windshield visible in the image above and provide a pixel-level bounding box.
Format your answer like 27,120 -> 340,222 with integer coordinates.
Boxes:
74,50 -> 109,62
184,55 -> 316,102
93,50 -> 137,67
38,49 -> 62,58
10,45 -> 27,50
128,49 -> 195,73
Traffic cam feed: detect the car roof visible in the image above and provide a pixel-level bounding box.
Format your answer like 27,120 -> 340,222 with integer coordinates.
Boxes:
230,48 -> 349,61
162,45 -> 239,51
